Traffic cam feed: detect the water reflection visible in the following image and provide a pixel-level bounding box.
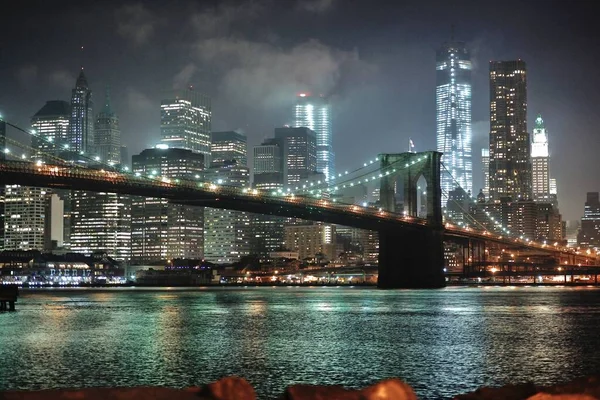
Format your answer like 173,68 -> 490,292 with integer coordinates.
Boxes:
1,287 -> 600,399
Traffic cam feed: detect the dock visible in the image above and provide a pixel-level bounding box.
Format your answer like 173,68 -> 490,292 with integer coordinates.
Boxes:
0,285 -> 18,311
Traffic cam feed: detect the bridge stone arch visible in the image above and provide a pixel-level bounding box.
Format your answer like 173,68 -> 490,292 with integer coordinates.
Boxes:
379,151 -> 442,227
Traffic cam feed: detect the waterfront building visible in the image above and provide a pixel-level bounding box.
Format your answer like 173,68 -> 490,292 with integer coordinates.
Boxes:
274,127 -> 317,187
578,192 -> 600,250
70,190 -> 131,261
481,148 -> 489,199
436,39 -> 472,199
489,60 -> 531,202
294,93 -> 334,181
203,161 -> 250,264
211,131 -> 247,167
284,223 -> 336,262
531,114 -> 550,202
68,69 -> 94,154
131,147 -> 205,263
31,100 -> 71,159
94,87 -> 121,165
160,89 -> 211,161
1,121 -> 5,250
3,186 -> 48,250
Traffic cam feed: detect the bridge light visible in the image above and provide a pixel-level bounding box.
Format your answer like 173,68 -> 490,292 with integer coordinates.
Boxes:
36,160 -> 43,166
345,171 -> 348,174
94,156 -> 100,161
405,163 -> 409,167
151,170 -> 157,175
4,148 -> 9,154
63,144 -> 69,149
21,154 -> 26,159
364,163 -> 367,166
123,166 -> 129,171
135,172 -> 141,177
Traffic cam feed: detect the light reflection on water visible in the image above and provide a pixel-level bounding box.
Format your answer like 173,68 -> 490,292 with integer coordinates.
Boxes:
1,287 -> 600,399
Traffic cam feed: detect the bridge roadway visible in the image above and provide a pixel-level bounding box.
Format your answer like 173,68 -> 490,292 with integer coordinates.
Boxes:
0,160 -> 594,286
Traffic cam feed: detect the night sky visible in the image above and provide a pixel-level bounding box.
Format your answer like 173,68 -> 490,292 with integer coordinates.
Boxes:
1,0 -> 599,222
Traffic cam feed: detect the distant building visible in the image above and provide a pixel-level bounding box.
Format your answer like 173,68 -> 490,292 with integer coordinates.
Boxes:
68,69 -> 94,154
131,147 -> 205,263
284,223 -> 336,261
489,60 -> 531,202
253,138 -> 284,190
94,87 -> 121,165
70,190 -> 131,262
445,187 -> 473,224
436,38 -> 472,199
31,100 -> 71,158
578,192 -> 600,250
481,148 -> 489,199
294,93 -> 334,181
3,186 -> 49,250
0,122 -> 4,250
274,127 -> 317,187
203,161 -> 251,264
531,114 -> 550,202
535,202 -> 562,243
211,131 -> 247,167
160,89 -> 211,161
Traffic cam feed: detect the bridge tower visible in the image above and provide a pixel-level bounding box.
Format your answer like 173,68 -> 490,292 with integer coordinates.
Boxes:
377,151 -> 445,288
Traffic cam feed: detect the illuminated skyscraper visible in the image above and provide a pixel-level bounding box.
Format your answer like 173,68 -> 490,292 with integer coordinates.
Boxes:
94,87 -> 121,165
436,39 -> 472,199
481,148 -> 489,199
294,94 -> 334,181
489,60 -> 531,201
68,69 -> 94,154
160,89 -> 211,160
211,131 -> 247,167
131,147 -> 205,263
578,192 -> 600,250
274,127 -> 317,187
3,186 -> 48,250
31,100 -> 71,158
531,114 -> 550,201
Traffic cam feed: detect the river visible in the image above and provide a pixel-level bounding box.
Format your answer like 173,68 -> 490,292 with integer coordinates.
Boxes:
1,286 -> 599,399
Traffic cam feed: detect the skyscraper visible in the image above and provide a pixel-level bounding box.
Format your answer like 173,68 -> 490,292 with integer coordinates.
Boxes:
274,127 -> 317,187
578,192 -> 600,250
70,191 -> 131,261
253,139 -> 283,190
1,121 -> 5,250
94,87 -> 121,165
489,60 -> 531,202
294,94 -> 334,181
160,89 -> 211,160
68,69 -> 94,154
31,100 -> 71,158
211,131 -> 247,167
436,39 -> 472,199
203,161 -> 251,264
481,148 -> 489,199
3,186 -> 48,250
131,147 -> 205,263
531,114 -> 550,201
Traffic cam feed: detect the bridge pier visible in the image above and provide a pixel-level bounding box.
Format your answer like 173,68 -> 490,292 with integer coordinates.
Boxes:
378,227 -> 445,289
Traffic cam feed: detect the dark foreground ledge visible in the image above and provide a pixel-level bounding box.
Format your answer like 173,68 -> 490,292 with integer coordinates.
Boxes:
2,375 -> 600,400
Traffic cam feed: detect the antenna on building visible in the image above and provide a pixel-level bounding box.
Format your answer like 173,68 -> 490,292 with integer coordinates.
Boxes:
408,138 -> 415,153
80,45 -> 85,70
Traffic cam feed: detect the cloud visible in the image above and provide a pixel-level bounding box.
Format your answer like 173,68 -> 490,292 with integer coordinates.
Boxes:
193,37 -> 375,107
173,63 -> 197,90
126,87 -> 154,113
16,65 -> 38,88
115,3 -> 158,46
190,2 -> 265,37
48,70 -> 75,90
297,0 -> 336,13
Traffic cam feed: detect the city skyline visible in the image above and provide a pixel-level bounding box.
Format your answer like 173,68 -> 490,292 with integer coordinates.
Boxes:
1,1 -> 599,221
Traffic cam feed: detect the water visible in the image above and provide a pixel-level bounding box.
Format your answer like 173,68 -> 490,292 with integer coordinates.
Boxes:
1,286 -> 600,399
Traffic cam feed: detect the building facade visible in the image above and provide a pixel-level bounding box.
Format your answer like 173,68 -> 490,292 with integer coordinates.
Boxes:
94,87 -> 121,165
284,223 -> 336,262
203,162 -> 251,264
481,148 -> 489,199
578,192 -> 600,250
489,60 -> 531,202
436,40 -> 472,199
3,186 -> 48,250
160,89 -> 211,161
70,191 -> 131,261
274,127 -> 317,187
131,147 -> 205,263
531,114 -> 550,202
68,69 -> 94,154
211,131 -> 247,167
31,100 -> 71,158
253,139 -> 284,190
294,94 -> 334,181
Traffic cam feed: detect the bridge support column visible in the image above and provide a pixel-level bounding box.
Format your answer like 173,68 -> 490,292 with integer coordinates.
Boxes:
378,228 -> 445,289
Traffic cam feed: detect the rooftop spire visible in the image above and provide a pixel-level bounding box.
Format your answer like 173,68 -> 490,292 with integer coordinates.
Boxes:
535,113 -> 545,130
76,68 -> 88,89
